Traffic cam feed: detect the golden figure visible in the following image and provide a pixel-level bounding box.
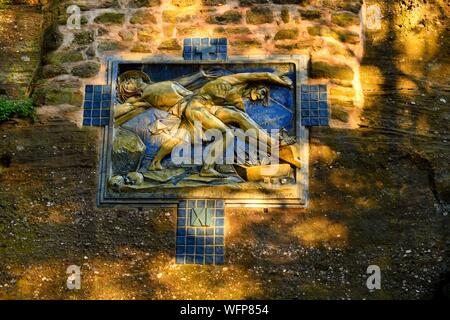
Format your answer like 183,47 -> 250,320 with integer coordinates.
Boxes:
114,69 -> 300,178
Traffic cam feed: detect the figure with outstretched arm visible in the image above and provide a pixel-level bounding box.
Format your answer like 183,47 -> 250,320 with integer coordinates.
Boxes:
148,72 -> 299,177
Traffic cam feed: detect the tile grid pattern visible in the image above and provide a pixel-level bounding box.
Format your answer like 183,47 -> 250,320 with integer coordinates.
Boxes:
300,84 -> 330,127
176,199 -> 225,265
82,85 -> 111,126
183,38 -> 228,61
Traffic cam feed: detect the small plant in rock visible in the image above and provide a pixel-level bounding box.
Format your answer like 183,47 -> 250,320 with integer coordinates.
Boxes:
0,98 -> 34,122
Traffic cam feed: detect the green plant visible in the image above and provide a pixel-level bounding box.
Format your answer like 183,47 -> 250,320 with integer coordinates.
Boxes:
0,98 -> 34,122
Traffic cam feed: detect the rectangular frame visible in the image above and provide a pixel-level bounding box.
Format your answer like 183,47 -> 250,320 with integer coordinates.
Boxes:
97,55 -> 309,208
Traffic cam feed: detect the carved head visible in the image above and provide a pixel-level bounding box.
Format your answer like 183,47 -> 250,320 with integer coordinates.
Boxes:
117,70 -> 152,102
247,85 -> 270,106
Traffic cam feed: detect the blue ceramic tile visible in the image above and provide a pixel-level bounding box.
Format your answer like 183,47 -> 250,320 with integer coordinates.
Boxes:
184,38 -> 192,46
319,101 -> 328,109
319,118 -> 329,125
176,237 -> 186,245
319,109 -> 328,117
176,199 -> 226,265
215,255 -> 224,264
195,256 -> 205,264
176,255 -> 185,264
177,218 -> 186,226
85,85 -> 93,93
186,246 -> 195,254
196,246 -> 205,254
176,246 -> 185,254
300,84 -> 330,127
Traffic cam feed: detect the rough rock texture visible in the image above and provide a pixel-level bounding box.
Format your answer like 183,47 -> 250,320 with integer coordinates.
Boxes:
0,6 -> 43,98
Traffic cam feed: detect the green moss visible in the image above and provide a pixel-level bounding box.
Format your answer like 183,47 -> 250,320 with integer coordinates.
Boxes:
158,39 -> 181,51
74,30 -> 95,45
46,50 -> 84,65
311,60 -> 354,81
246,7 -> 273,25
42,64 -> 68,79
274,28 -> 299,40
207,11 -> 242,25
331,11 -> 359,27
299,9 -> 322,20
71,62 -> 100,78
130,10 -> 157,24
0,98 -> 34,122
94,12 -> 125,25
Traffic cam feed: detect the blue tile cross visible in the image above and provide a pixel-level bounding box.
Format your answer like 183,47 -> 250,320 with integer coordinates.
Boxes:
176,199 -> 225,265
300,84 -> 330,127
183,38 -> 228,61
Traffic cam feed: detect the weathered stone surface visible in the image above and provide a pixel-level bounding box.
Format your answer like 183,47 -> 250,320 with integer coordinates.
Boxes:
131,43 -> 153,53
207,11 -> 242,25
202,0 -> 226,5
119,29 -> 135,41
137,29 -> 158,42
158,39 -> 181,51
246,6 -> 273,25
213,26 -> 251,35
331,11 -> 359,27
281,7 -> 290,23
97,41 -> 125,52
307,25 -> 335,38
94,12 -> 125,25
41,64 -> 68,79
43,24 -> 63,52
130,0 -> 161,7
71,62 -> 100,78
74,30 -> 95,45
274,28 -> 299,40
299,9 -> 322,20
272,0 -> 305,3
311,59 -> 354,81
330,105 -> 349,122
171,0 -> 195,7
130,10 -> 157,24
0,7 -> 44,98
239,0 -> 269,6
336,29 -> 360,44
112,128 -> 146,175
234,164 -> 293,181
32,78 -> 83,106
231,38 -> 262,49
162,10 -> 177,23
45,50 -> 84,65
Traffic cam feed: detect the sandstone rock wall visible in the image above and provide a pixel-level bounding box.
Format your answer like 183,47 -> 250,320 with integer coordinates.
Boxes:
34,0 -> 365,129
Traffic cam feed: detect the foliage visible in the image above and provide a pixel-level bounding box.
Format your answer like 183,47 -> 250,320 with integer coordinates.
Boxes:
0,98 -> 34,122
